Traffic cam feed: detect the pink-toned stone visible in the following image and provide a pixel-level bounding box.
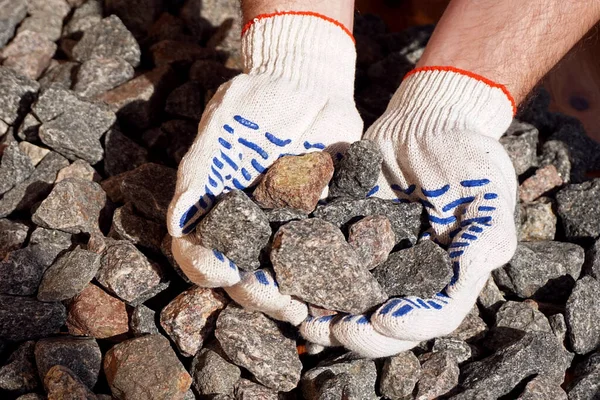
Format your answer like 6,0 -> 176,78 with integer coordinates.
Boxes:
104,335 -> 192,400
1,30 -> 56,79
348,215 -> 396,270
160,287 -> 228,357
66,283 -> 129,339
253,152 -> 334,214
519,164 -> 563,203
56,160 -> 101,183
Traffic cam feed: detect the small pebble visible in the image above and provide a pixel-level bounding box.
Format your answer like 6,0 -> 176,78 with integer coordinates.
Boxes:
416,351 -> 460,400
96,240 -> 162,303
348,215 -> 395,269
329,139 -> 383,198
565,276 -> 600,354
517,197 -> 557,241
519,164 -> 563,203
197,189 -> 271,271
549,313 -> 568,344
271,218 -> 386,313
32,178 -> 107,235
191,347 -> 241,397
18,141 -> 49,166
253,152 -> 334,214
432,337 -> 472,364
66,283 -> 129,339
160,286 -> 228,357
104,335 -> 192,400
216,305 -> 302,392
0,218 -> 28,259
373,240 -> 453,298
379,351 -> 421,400
130,304 -> 159,336
56,160 -> 101,183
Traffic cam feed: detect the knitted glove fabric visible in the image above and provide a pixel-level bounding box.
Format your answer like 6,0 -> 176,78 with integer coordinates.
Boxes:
301,67 -> 518,357
166,13 -> 363,324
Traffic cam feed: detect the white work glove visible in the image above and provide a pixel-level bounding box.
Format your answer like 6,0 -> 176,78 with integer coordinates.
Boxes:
300,67 -> 518,357
167,13 -> 362,324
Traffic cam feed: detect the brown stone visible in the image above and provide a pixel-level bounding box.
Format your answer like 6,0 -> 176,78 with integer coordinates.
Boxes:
66,283 -> 129,339
253,152 -> 334,213
519,164 -> 563,203
348,215 -> 396,269
1,30 -> 56,79
160,287 -> 228,357
104,335 -> 192,400
45,365 -> 97,400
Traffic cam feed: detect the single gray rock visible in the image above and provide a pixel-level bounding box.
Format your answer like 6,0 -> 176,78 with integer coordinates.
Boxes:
130,304 -> 159,336
0,245 -> 55,295
416,352 -> 460,400
16,113 -> 41,142
0,151 -> 69,218
566,351 -> 600,400
0,295 -> 66,341
566,276 -> 600,354
197,190 -> 271,271
477,277 -> 506,315
0,341 -> 40,393
33,85 -> 116,139
29,227 -> 73,262
0,218 -> 28,258
516,375 -> 568,400
348,215 -> 395,269
96,240 -> 162,303
235,379 -> 278,400
301,354 -> 378,400
72,15 -> 141,67
32,178 -> 107,234
518,198 -> 557,241
35,336 -> 101,389
0,142 -> 35,195
103,128 -> 148,176
379,351 -> 421,400
38,114 -> 105,164
37,248 -> 101,302
452,332 -> 572,400
485,301 -> 552,351
270,218 -> 386,313
500,120 -> 539,175
584,237 -> 600,280
556,179 -> 600,240
313,197 -> 423,245
549,313 -> 568,344
74,57 -> 135,98
64,0 -> 103,34
493,241 -> 584,302
329,140 -> 383,198
109,203 -> 165,252
215,305 -> 302,392
191,348 -> 241,397
120,163 -> 177,223
0,67 -> 39,125
540,140 -> 571,183
373,240 -> 453,298
165,81 -> 205,120
432,337 -> 472,364
0,0 -> 27,47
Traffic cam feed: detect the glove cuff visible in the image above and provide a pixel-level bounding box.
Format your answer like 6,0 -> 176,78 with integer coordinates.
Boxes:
387,67 -> 516,140
241,12 -> 357,97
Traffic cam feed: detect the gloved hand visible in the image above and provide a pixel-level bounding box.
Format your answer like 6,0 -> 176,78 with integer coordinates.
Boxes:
167,12 -> 363,323
300,67 -> 518,357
